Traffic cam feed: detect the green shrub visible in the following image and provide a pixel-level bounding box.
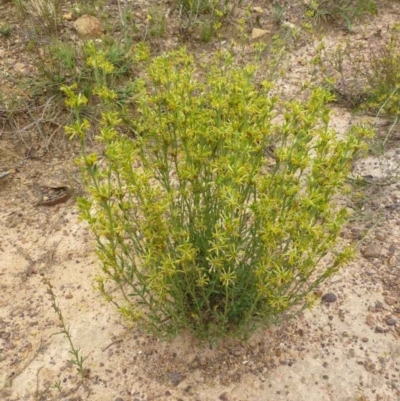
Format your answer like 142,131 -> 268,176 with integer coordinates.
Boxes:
64,48 -> 369,340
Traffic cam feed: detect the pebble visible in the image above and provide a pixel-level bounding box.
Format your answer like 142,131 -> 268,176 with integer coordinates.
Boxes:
219,393 -> 229,401
362,244 -> 381,259
362,337 -> 369,342
232,347 -> 243,357
384,296 -> 397,306
321,293 -> 337,303
375,326 -> 386,333
168,372 -> 185,386
386,318 -> 397,326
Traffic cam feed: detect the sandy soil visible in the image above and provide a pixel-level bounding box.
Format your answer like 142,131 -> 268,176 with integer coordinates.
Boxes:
1,1 -> 400,400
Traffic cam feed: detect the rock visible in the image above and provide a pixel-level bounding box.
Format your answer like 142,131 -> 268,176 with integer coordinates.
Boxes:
375,326 -> 386,333
313,289 -> 323,298
73,15 -> 104,38
219,392 -> 229,401
384,296 -> 397,306
252,6 -> 264,14
251,28 -> 269,40
387,255 -> 397,266
362,337 -> 369,342
351,227 -> 365,239
366,315 -> 375,327
386,318 -> 397,326
231,347 -> 243,357
168,371 -> 185,386
63,12 -> 73,20
321,293 -> 337,303
362,244 -> 381,259
14,62 -> 27,73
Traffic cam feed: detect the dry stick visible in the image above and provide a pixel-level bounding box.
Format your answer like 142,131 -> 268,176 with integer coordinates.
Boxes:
101,338 -> 124,352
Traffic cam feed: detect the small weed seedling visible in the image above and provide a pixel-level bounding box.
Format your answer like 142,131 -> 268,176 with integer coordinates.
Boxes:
44,279 -> 88,381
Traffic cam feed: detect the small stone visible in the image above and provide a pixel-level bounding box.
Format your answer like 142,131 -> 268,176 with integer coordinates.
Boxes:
375,326 -> 385,333
232,347 -> 243,357
386,318 -> 397,326
63,12 -> 73,20
198,356 -> 208,366
351,228 -> 365,239
14,62 -> 27,73
322,375 -> 329,380
387,255 -> 397,266
362,244 -> 381,259
313,290 -> 323,298
165,390 -> 172,396
251,28 -> 269,40
366,315 -> 375,326
73,15 -> 104,38
384,296 -> 397,306
65,293 -> 73,299
253,6 -> 264,13
219,392 -> 229,401
167,372 -> 185,387
362,337 -> 369,342
321,293 -> 337,303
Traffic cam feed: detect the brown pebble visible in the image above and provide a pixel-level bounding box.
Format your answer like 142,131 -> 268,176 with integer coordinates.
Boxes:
386,318 -> 397,326
362,244 -> 381,259
219,392 -> 229,401
65,293 -> 73,299
384,296 -> 397,306
366,315 -> 375,327
362,337 -> 369,342
375,326 -> 386,333
321,293 -> 337,303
